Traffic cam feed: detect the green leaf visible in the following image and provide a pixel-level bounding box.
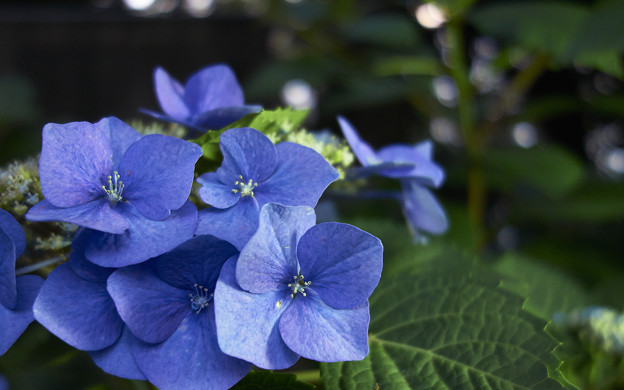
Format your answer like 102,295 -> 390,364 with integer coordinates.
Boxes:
469,2 -> 588,64
494,253 -> 589,321
231,370 -> 315,390
372,55 -> 442,76
483,145 -> 584,198
564,0 -> 624,78
342,14 -> 420,49
321,256 -> 566,389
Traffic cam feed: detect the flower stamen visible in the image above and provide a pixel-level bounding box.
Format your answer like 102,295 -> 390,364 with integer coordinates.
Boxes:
189,283 -> 213,314
102,171 -> 124,202
288,274 -> 311,298
231,175 -> 257,197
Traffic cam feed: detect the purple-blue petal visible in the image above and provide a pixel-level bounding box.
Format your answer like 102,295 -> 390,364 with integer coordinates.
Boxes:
279,291 -> 369,362
255,142 -> 339,208
401,180 -> 448,234
39,121 -> 113,208
0,228 -> 17,310
154,66 -> 190,121
183,64 -> 244,113
93,117 -> 142,169
217,128 -> 278,185
0,275 -> 44,355
33,263 -> 123,351
119,134 -> 202,221
377,144 -> 445,186
196,172 -> 240,209
107,263 -> 189,344
236,204 -> 316,294
215,257 -> 299,369
26,198 -> 129,234
132,308 -> 251,390
84,200 -> 197,267
68,230 -> 115,283
297,222 -> 383,310
338,116 -> 380,166
190,105 -> 262,130
90,326 -> 146,380
154,234 -> 237,291
0,209 -> 25,257
195,201 -> 260,251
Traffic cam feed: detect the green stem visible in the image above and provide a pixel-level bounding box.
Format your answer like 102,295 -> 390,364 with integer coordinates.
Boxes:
445,19 -> 486,249
15,256 -> 65,276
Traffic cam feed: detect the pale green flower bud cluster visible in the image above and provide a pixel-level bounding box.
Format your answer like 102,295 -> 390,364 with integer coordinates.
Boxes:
279,129 -> 355,180
0,157 -> 41,216
556,306 -> 624,355
1,158 -> 76,269
129,119 -> 188,138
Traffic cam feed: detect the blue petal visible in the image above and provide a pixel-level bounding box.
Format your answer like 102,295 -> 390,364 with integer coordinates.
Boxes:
139,108 -> 209,133
214,257 -> 299,369
183,64 -> 244,113
68,230 -> 115,283
33,263 -> 123,351
90,326 -> 146,380
38,121 -> 113,208
154,66 -> 190,121
84,200 -> 197,267
255,142 -> 339,208
107,263 -> 189,344
0,209 -> 25,257
0,228 -> 16,310
377,144 -> 445,187
119,134 -> 202,221
132,308 -> 251,390
195,200 -> 259,251
337,116 -> 380,166
236,204 -> 316,294
401,180 -> 448,234
216,128 -> 278,186
154,234 -> 237,291
94,117 -> 142,169
0,275 -> 44,355
26,198 -> 129,234
196,172 -> 240,209
190,105 -> 262,130
279,290 -> 370,362
297,222 -> 383,310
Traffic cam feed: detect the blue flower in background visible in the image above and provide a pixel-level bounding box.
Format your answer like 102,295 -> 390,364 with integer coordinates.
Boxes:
141,64 -> 261,132
33,233 -> 145,380
338,116 -> 448,237
215,204 -> 383,369
107,235 -> 251,390
26,117 -> 202,267
195,127 -> 339,249
0,209 -> 44,356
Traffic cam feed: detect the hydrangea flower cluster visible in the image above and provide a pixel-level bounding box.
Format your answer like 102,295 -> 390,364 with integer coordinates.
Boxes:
0,63 -> 449,389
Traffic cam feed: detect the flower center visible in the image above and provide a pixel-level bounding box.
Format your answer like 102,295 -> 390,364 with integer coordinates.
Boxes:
102,171 -> 124,202
288,274 -> 311,298
231,175 -> 257,198
189,283 -> 213,314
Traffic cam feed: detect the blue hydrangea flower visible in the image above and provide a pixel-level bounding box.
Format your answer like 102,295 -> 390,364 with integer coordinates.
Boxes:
33,233 -> 145,380
141,64 -> 261,132
0,209 -> 44,356
214,203 -> 383,369
107,235 -> 251,390
338,116 -> 448,236
26,117 -> 202,266
195,127 -> 339,249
